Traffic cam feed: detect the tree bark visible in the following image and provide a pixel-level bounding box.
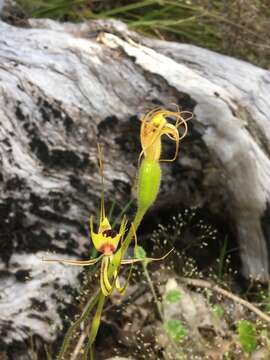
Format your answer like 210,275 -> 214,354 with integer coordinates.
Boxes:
0,18 -> 270,357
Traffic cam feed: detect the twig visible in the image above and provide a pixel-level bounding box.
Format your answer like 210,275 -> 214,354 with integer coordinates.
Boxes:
180,277 -> 270,323
70,326 -> 88,360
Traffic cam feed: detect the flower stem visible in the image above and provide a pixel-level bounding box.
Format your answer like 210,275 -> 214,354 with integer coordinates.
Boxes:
121,208 -> 146,254
142,262 -> 163,320
83,293 -> 106,359
57,289 -> 100,360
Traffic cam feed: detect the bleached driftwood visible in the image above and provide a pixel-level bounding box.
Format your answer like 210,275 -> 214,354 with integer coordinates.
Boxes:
0,17 -> 270,357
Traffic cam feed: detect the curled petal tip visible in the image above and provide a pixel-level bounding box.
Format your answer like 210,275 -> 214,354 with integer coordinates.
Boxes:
140,107 -> 190,162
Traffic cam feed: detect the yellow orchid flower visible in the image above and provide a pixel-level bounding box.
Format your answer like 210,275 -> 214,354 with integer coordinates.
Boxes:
43,213 -> 128,297
43,145 -> 171,297
140,107 -> 191,162
43,155 -> 130,296
89,215 -> 127,256
137,107 -> 191,214
43,209 -> 170,296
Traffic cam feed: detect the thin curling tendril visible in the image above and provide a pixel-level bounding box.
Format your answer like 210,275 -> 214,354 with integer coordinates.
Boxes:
140,106 -> 191,163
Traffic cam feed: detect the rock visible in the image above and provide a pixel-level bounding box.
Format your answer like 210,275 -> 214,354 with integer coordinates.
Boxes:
161,278 -> 228,357
0,17 -> 270,357
0,0 -> 5,13
0,0 -> 14,17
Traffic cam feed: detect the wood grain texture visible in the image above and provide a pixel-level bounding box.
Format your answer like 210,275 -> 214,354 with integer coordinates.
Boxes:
0,18 -> 270,356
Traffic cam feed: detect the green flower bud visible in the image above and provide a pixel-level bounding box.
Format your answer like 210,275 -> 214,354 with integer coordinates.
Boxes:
137,158 -> 161,213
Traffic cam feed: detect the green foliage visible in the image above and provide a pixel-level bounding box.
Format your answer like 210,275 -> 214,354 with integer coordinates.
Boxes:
217,236 -> 228,279
16,0 -> 270,67
237,320 -> 257,354
212,304 -> 224,319
165,319 -> 187,343
260,329 -> 270,351
175,352 -> 186,360
17,0 -> 87,19
166,289 -> 182,303
135,245 -> 147,259
57,290 -> 100,359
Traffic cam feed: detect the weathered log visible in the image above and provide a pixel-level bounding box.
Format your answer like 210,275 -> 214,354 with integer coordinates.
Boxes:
0,17 -> 270,357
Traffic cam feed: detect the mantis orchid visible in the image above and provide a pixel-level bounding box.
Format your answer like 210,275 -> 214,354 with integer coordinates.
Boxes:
43,145 -> 171,297
43,107 -> 190,360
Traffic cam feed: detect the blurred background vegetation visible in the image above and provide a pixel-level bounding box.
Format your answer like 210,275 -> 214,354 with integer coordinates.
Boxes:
15,0 -> 270,68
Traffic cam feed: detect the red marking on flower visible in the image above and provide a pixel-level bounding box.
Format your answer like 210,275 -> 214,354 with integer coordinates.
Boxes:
100,243 -> 116,256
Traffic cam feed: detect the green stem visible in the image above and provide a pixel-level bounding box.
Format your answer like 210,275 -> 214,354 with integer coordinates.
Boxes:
83,293 -> 106,359
121,208 -> 146,254
90,347 -> 94,360
89,294 -> 105,342
57,290 -> 100,360
143,263 -> 163,320
82,207 -> 145,360
45,345 -> 52,360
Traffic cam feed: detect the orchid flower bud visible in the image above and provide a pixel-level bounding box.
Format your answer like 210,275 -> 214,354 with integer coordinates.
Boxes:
137,158 -> 161,213
137,107 -> 190,213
